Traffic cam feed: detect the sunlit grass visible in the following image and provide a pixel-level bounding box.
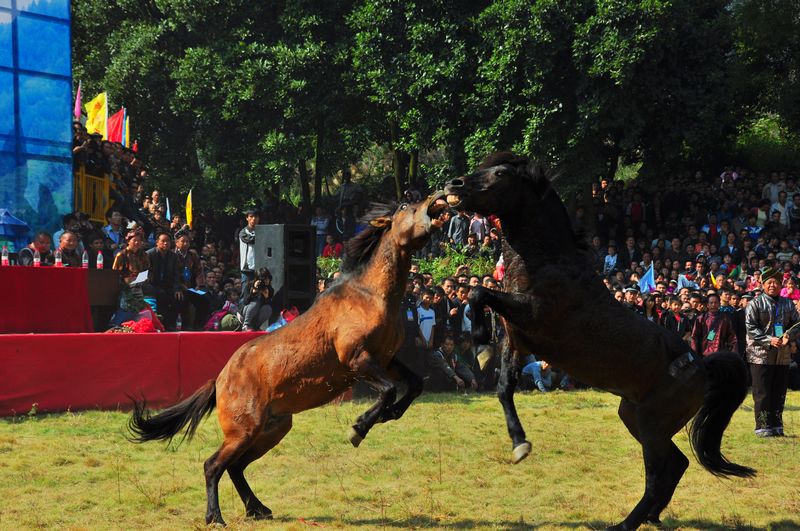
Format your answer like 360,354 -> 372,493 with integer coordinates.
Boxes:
1,390 -> 797,530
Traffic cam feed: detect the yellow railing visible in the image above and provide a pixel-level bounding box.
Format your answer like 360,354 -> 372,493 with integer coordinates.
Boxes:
73,164 -> 110,223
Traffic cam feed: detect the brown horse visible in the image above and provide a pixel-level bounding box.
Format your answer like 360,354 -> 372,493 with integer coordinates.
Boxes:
444,152 -> 754,530
129,193 -> 446,526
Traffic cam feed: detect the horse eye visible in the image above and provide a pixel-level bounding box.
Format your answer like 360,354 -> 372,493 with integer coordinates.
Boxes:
400,204 -> 408,211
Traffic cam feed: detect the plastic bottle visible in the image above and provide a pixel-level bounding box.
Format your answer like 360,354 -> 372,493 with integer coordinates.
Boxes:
33,249 -> 41,267
81,250 -> 89,268
54,249 -> 62,267
1,245 -> 8,266
176,315 -> 182,332
96,252 -> 104,269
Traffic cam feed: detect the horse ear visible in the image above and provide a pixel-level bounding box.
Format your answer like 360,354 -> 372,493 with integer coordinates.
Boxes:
369,217 -> 392,228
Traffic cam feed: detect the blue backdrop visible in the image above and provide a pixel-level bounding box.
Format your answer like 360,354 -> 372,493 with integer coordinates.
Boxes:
0,0 -> 72,249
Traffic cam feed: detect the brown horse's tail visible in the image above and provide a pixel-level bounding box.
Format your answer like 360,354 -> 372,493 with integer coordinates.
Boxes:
128,379 -> 216,445
689,351 -> 755,479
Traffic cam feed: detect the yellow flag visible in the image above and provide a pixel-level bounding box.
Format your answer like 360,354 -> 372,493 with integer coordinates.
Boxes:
84,92 -> 108,138
185,189 -> 193,229
710,272 -> 720,289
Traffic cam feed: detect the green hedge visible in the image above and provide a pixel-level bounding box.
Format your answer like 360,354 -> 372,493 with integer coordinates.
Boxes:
317,246 -> 496,284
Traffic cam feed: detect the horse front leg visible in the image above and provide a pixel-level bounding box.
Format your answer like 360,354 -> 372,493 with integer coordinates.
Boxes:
378,357 -> 424,423
469,286 -> 535,464
347,356 -> 397,448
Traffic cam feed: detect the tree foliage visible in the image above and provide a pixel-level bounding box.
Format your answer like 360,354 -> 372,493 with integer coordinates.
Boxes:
72,0 -> 800,209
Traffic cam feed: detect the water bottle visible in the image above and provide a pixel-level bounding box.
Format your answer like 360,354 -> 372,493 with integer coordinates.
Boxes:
33,249 -> 41,267
96,252 -> 104,269
81,250 -> 89,269
1,245 -> 8,266
176,315 -> 182,332
54,249 -> 63,267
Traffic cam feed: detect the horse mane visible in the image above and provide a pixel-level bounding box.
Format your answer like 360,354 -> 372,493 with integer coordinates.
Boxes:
480,151 -> 589,253
340,202 -> 398,274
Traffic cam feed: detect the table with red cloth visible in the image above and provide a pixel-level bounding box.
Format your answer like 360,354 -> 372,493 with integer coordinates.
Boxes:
0,331 -> 264,416
0,266 -> 94,333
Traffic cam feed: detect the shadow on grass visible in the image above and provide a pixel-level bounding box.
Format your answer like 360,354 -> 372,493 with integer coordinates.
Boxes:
274,515 -> 800,529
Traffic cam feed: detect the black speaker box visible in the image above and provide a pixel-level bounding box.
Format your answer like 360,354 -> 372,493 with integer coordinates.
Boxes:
254,224 -> 316,313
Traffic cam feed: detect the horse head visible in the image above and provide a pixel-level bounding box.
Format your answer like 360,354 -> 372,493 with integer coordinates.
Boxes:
444,151 -> 549,218
367,191 -> 448,250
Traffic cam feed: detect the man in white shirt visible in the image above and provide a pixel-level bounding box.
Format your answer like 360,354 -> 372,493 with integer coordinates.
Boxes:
239,209 -> 259,285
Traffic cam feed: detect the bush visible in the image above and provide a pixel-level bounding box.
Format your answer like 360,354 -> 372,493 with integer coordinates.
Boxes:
735,114 -> 800,171
316,246 -> 496,284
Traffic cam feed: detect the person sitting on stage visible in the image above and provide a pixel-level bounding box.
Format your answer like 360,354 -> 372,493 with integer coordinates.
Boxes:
87,231 -> 113,269
57,231 -> 82,267
111,229 -> 151,324
18,231 -> 54,266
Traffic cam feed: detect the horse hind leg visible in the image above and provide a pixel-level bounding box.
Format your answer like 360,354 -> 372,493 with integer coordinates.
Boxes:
644,442 -> 689,526
377,357 -> 423,423
498,348 -> 531,464
204,432 -> 254,526
228,415 -> 293,520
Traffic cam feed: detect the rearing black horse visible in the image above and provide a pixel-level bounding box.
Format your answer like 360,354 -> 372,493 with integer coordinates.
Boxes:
444,152 -> 754,530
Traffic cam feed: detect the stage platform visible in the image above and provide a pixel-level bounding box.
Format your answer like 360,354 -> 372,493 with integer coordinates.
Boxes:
0,332 -> 264,416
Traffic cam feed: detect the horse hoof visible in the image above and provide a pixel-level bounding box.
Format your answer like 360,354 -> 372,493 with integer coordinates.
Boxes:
348,427 -> 364,448
512,441 -> 532,464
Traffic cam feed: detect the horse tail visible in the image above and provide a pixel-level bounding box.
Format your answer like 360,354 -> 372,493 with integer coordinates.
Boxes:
128,379 -> 217,445
689,351 -> 755,478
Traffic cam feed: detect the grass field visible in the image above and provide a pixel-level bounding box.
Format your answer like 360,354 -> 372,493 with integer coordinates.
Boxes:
1,390 -> 798,530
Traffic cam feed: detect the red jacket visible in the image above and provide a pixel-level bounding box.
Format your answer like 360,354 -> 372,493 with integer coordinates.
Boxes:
691,311 -> 737,356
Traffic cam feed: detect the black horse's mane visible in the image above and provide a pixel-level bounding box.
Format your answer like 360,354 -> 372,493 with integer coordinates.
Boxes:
480,151 -> 589,252
340,202 -> 398,274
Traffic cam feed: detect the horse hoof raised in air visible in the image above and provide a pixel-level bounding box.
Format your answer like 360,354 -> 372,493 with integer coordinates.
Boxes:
348,426 -> 364,447
512,441 -> 532,464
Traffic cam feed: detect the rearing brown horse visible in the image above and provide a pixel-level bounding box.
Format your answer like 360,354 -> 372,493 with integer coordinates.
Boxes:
129,193 -> 446,526
445,152 -> 754,530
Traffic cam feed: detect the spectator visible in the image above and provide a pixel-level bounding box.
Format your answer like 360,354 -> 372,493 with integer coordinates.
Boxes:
146,232 -> 182,330
18,231 -> 54,266
103,210 -> 125,252
691,293 -> 738,356
310,206 -> 330,256
238,210 -> 259,285
447,210 -> 470,247
240,268 -> 274,331
321,234 -> 344,258
57,231 -> 82,268
111,230 -> 150,322
86,231 -> 113,269
745,266 -> 797,437
417,288 -> 436,352
427,335 -> 475,390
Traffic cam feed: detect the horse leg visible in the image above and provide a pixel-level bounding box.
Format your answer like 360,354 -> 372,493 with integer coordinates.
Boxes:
468,286 -> 535,344
204,432 -> 253,526
348,357 -> 397,447
644,442 -> 689,526
498,346 -> 531,464
228,415 -> 293,520
378,357 -> 424,423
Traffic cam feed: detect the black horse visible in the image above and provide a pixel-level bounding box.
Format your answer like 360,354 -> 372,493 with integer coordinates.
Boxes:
444,152 -> 754,530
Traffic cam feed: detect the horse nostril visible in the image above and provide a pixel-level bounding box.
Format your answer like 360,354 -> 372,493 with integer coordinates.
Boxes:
451,178 -> 464,188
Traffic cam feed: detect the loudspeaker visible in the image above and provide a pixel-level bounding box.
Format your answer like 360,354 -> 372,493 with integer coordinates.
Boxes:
254,224 -> 316,313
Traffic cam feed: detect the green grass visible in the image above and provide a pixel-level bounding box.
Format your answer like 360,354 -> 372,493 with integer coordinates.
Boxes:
1,390 -> 798,530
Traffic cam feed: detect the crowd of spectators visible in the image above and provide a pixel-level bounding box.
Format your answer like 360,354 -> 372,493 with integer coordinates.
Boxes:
10,142 -> 800,399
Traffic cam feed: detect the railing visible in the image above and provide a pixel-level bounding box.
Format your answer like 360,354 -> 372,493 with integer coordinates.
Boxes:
73,164 -> 110,223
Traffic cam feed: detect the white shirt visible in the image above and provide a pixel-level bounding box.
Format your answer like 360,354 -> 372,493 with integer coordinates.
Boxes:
417,305 -> 436,344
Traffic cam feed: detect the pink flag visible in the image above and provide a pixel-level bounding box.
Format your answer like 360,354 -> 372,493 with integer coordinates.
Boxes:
73,81 -> 82,120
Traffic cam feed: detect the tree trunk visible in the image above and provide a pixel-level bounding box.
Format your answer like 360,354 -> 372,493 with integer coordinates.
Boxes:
298,159 -> 311,212
313,119 -> 324,206
389,119 -> 404,200
407,149 -> 418,188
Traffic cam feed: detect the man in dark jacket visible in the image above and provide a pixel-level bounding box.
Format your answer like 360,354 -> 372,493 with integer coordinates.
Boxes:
146,232 -> 181,329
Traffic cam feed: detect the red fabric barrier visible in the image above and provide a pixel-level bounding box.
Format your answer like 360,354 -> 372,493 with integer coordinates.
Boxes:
177,332 -> 265,398
0,266 -> 94,333
0,332 -> 263,416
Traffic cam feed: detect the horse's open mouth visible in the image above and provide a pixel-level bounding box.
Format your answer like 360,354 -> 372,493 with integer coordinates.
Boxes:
445,194 -> 462,208
426,191 -> 448,218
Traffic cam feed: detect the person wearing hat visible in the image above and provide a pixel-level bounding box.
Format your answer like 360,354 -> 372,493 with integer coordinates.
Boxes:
744,266 -> 798,437
622,286 -> 642,315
